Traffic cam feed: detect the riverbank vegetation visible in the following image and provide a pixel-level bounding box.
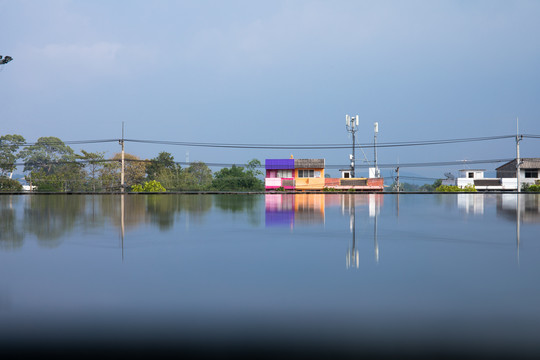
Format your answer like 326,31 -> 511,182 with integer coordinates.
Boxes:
0,134 -> 264,192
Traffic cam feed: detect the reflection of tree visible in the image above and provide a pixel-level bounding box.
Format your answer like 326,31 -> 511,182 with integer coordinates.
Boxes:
0,196 -> 23,250
214,194 -> 261,226
179,195 -> 212,223
99,195 -> 147,230
146,195 -> 183,230
23,195 -> 86,247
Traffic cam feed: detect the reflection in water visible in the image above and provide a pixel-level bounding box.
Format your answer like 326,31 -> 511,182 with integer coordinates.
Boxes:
0,195 -> 216,249
457,193 -> 484,214
214,195 -> 262,226
495,194 -> 540,265
24,195 -> 88,247
264,194 -> 382,268
0,196 -> 23,250
265,194 -> 325,227
497,194 -> 540,223
345,194 -> 382,269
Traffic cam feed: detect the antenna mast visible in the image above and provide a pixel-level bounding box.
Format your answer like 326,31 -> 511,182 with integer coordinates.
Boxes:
345,114 -> 359,178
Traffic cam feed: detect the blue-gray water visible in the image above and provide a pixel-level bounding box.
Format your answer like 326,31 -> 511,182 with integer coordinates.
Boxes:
1,193 -> 539,359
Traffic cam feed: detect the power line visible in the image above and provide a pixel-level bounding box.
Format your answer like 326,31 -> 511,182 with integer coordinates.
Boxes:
5,133 -> 536,150
5,157 -> 514,169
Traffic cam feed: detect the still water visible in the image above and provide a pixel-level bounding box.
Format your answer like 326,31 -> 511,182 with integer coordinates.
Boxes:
1,193 -> 540,358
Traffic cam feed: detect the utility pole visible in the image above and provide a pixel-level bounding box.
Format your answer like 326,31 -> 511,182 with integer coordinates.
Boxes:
374,122 -> 379,178
516,117 -> 522,193
120,122 -> 125,193
345,114 -> 359,178
395,166 -> 400,192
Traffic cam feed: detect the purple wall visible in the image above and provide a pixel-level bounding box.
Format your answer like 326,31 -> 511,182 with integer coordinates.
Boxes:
265,159 -> 295,170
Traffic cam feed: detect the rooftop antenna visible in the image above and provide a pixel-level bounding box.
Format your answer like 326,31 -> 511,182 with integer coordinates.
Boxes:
345,114 -> 359,178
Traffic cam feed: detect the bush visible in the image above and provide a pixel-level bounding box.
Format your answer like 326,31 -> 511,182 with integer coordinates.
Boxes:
131,180 -> 166,192
436,184 -> 477,192
528,184 -> 540,192
0,178 -> 23,191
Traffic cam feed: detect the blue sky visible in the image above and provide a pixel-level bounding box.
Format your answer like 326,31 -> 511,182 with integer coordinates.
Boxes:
1,0 -> 539,180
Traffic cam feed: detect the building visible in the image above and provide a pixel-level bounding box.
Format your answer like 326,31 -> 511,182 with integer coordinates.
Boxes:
441,158 -> 540,191
265,157 -> 383,192
496,158 -> 540,184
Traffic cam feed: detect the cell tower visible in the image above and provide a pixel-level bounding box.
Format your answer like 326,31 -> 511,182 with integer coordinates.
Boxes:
345,114 -> 359,178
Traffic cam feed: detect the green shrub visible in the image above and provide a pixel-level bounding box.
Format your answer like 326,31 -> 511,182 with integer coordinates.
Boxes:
528,184 -> 540,192
436,184 -> 477,192
131,180 -> 166,192
0,178 -> 23,191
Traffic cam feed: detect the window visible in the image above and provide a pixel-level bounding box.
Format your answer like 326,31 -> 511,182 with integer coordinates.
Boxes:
277,170 -> 292,178
298,170 -> 315,178
525,170 -> 539,178
468,172 -> 474,178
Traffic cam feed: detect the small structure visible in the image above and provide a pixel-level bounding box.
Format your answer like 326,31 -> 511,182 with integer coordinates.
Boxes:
265,157 -> 383,192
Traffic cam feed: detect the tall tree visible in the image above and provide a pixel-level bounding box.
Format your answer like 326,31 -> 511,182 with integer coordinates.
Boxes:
77,150 -> 105,192
187,161 -> 212,189
104,153 -> 147,190
146,152 -> 178,180
20,136 -> 75,175
0,134 -> 25,178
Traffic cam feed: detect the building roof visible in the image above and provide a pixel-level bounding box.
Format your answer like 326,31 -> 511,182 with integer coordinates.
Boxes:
265,159 -> 294,170
496,158 -> 540,170
295,159 -> 324,169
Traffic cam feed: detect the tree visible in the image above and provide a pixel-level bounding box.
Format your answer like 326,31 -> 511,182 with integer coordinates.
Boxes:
0,134 -> 25,178
146,152 -> 178,180
77,150 -> 105,192
419,179 -> 442,192
187,161 -> 212,189
20,136 -> 75,175
245,159 -> 263,178
103,153 -> 147,190
211,164 -> 264,191
19,137 -> 85,192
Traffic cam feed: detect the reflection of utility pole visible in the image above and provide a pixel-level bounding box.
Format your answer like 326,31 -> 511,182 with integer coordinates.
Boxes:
346,195 -> 359,269
121,194 -> 125,262
374,202 -> 379,263
516,193 -> 520,266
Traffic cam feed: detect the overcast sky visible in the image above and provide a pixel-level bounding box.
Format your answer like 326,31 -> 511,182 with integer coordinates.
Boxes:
1,0 -> 539,179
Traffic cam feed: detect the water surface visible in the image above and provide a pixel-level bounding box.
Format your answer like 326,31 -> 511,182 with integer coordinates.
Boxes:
1,193 -> 539,359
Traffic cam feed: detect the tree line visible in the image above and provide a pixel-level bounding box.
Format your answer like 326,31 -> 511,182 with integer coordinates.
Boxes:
0,135 -> 264,192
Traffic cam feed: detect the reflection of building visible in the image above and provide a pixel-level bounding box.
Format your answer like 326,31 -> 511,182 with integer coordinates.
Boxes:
265,157 -> 384,192
457,193 -> 484,214
497,194 -> 540,223
265,194 -> 325,227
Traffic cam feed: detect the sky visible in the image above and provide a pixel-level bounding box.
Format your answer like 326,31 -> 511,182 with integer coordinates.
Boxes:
1,0 -> 540,181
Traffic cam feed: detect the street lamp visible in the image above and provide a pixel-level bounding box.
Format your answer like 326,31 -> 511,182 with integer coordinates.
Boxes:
345,114 -> 359,178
